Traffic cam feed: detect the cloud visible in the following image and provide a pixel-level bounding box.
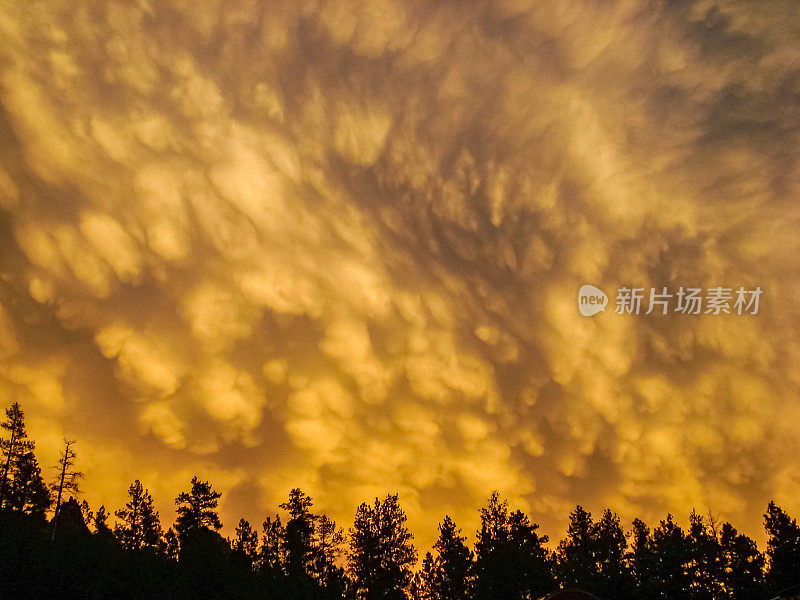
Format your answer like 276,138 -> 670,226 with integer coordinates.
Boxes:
0,0 -> 799,549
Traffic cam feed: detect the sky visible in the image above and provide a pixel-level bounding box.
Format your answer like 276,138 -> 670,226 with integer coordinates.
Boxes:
0,0 -> 799,551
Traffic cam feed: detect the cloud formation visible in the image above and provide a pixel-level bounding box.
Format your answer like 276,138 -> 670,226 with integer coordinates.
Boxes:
0,0 -> 799,548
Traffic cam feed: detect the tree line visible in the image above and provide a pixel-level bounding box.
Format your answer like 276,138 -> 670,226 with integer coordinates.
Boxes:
1,401 -> 799,600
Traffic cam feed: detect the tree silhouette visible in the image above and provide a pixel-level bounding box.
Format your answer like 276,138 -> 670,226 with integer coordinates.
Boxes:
719,521 -> 764,600
411,552 -> 436,600
313,514 -> 347,592
231,517 -> 259,565
0,402 -> 790,600
164,527 -> 180,560
628,518 -> 659,598
349,493 -> 417,600
93,504 -> 114,538
50,438 -> 82,540
280,488 -> 317,579
258,514 -> 286,579
556,506 -> 597,590
554,506 -> 641,596
175,476 -> 222,536
115,480 -> 163,551
6,450 -> 50,519
0,402 -> 34,506
79,499 -> 93,528
593,509 -> 634,599
472,492 -> 554,600
178,526 -> 236,599
473,491 -> 512,600
764,501 -> 800,593
685,511 -> 725,600
421,515 -> 472,600
649,514 -> 694,598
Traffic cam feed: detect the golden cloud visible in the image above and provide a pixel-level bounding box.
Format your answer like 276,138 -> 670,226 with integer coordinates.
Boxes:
0,0 -> 798,550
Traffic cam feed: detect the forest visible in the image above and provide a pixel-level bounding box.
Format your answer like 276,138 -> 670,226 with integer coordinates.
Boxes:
2,400 -> 799,600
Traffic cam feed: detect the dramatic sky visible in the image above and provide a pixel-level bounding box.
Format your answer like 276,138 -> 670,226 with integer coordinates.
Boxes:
0,0 -> 799,549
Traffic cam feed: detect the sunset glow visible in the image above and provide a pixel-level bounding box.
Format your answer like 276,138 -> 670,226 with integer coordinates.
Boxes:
1,1 -> 799,554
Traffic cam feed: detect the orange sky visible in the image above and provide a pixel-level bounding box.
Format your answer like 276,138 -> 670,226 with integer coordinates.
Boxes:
1,0 -> 799,552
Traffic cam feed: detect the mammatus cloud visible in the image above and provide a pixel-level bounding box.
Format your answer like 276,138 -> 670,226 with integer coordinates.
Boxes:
0,0 -> 799,549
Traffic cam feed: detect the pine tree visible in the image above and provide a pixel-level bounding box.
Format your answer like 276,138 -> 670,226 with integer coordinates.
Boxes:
348,493 -> 417,600
650,514 -> 694,598
473,492 -> 553,600
313,514 -> 346,589
94,504 -> 114,538
686,511 -> 725,600
6,450 -> 50,519
231,517 -> 259,565
555,508 -> 635,598
764,501 -> 800,593
411,552 -> 436,600
508,509 -> 555,598
50,438 -> 82,539
556,505 -> 597,590
430,516 -> 472,600
280,488 -> 316,578
629,518 -> 658,598
80,499 -> 93,529
473,491 -> 514,600
174,476 -> 222,536
0,402 -> 34,506
593,509 -> 634,599
719,522 -> 765,600
115,480 -> 163,551
258,514 -> 286,577
164,527 -> 180,560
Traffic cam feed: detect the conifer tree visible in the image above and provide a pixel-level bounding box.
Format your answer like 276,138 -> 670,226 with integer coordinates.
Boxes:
348,494 -> 417,600
411,552 -> 436,600
556,505 -> 597,589
473,492 -> 553,600
313,514 -> 346,588
593,509 -> 634,599
280,488 -> 317,578
0,402 -> 34,506
80,499 -> 93,528
6,450 -> 50,519
650,514 -> 694,598
50,438 -> 82,540
94,504 -> 114,538
174,476 -> 222,535
686,511 -> 725,600
764,501 -> 800,593
258,514 -> 286,577
115,480 -> 163,551
164,527 -> 180,560
719,522 -> 764,600
231,517 -> 259,565
428,516 -> 472,600
628,518 -> 658,598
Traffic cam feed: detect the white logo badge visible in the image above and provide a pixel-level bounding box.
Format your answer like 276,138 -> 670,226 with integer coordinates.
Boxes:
578,284 -> 608,316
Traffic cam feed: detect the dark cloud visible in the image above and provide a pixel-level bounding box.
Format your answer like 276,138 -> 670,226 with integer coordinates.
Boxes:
0,0 -> 798,547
